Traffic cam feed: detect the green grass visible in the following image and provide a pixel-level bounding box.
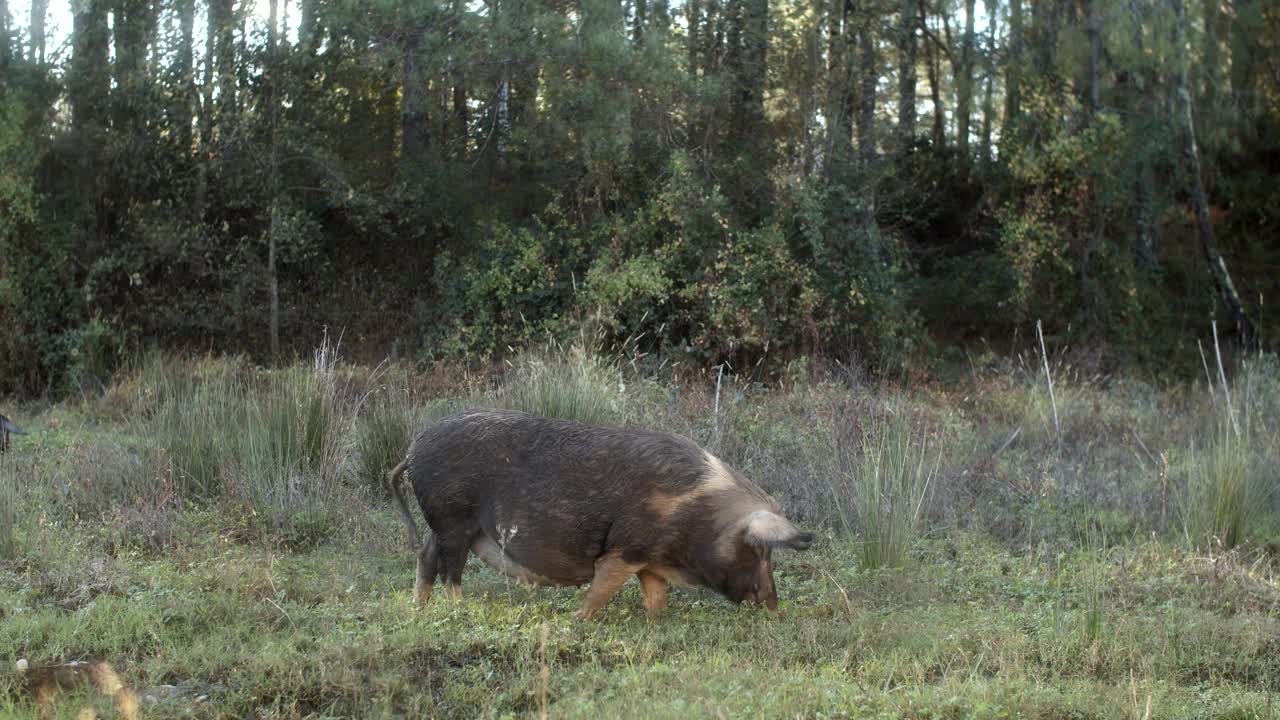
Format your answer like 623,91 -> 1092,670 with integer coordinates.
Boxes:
1,520 -> 1276,718
836,412 -> 938,570
489,348 -> 626,427
2,348 -> 1279,717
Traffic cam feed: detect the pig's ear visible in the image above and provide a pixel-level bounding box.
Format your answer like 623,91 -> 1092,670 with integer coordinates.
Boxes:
742,510 -> 815,551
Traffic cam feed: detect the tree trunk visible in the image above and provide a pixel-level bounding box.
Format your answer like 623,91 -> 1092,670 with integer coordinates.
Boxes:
298,0 -> 317,54
921,2 -> 944,147
633,0 -> 647,43
979,0 -> 997,165
0,0 -> 10,68
194,0 -> 215,217
956,0 -> 975,154
895,0 -> 916,147
1086,0 -> 1099,112
1003,0 -> 1021,142
857,22 -> 876,165
71,0 -> 111,134
267,0 -> 281,358
688,0 -> 700,77
741,0 -> 768,139
1200,0 -> 1219,110
825,0 -> 855,170
175,0 -> 195,155
268,201 -> 281,357
1075,0 -> 1103,326
1229,0 -> 1259,120
400,27 -> 429,171
1170,0 -> 1256,347
212,0 -> 236,125
30,0 -> 47,64
113,0 -> 151,130
1030,0 -> 1056,77
1128,0 -> 1157,270
495,63 -> 511,167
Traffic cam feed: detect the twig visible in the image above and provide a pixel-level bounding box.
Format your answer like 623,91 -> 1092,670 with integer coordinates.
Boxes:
1036,320 -> 1060,442
993,427 -> 1022,459
1211,321 -> 1241,439
538,622 -> 550,720
816,566 -> 855,615
713,363 -> 727,441
1197,339 -> 1217,409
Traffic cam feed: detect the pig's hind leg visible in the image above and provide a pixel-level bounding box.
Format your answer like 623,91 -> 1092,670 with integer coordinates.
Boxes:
414,534 -> 439,605
435,528 -> 477,600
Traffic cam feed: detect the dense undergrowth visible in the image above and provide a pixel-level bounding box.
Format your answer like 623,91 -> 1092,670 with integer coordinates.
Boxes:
1,343 -> 1278,717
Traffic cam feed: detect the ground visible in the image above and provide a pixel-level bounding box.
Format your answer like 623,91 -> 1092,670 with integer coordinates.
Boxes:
3,513 -> 1277,719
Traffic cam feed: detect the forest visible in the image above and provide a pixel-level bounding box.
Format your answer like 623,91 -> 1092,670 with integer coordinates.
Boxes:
1,0 -> 1277,393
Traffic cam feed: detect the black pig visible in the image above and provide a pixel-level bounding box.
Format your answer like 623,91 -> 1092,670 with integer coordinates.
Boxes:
389,409 -> 813,619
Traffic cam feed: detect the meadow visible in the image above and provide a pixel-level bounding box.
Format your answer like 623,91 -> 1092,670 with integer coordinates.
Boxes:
1,342 -> 1278,718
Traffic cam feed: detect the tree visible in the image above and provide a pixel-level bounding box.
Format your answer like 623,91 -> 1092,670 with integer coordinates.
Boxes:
978,0 -> 997,165
1003,0 -> 1021,144
956,0 -> 975,154
29,0 -> 46,65
896,0 -> 917,146
1170,0 -> 1256,347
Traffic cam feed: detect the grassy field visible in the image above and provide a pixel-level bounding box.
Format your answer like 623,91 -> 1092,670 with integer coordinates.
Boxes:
2,347 -> 1279,718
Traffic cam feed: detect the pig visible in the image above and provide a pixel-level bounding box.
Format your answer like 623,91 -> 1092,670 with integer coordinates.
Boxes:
0,414 -> 25,453
388,409 -> 814,619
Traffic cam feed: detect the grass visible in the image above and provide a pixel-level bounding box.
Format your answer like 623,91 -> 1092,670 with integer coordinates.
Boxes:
1,523 -> 1276,718
489,347 -> 626,427
2,346 -> 1279,717
835,411 -> 938,570
1181,428 -> 1252,550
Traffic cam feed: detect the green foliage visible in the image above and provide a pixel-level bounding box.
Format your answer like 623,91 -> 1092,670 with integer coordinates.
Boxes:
3,0 -> 1280,391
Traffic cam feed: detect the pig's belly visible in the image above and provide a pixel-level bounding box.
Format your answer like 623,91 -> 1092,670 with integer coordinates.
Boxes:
470,535 -> 595,586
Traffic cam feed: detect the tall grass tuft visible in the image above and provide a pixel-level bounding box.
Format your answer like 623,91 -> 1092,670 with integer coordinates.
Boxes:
232,337 -> 363,537
135,337 -> 364,542
142,356 -> 248,497
831,413 -> 938,570
0,456 -> 17,560
1180,428 -> 1251,549
356,382 -> 417,498
491,347 -> 624,427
